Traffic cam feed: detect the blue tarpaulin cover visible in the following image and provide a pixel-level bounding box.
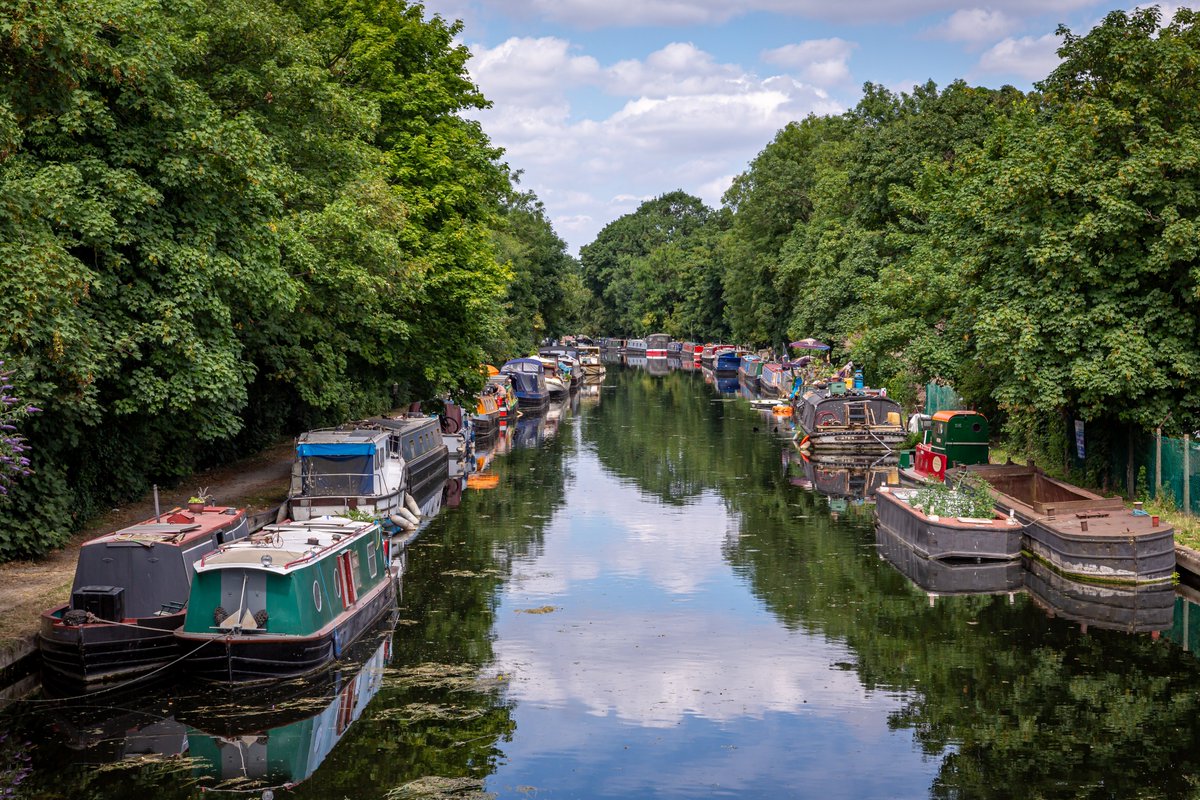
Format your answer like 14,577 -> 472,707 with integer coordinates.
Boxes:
297,442 -> 377,457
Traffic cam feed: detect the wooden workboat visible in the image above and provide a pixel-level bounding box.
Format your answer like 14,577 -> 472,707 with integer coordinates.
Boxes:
794,384 -> 905,452
577,345 -> 606,377
956,463 -> 1176,585
39,505 -> 251,688
175,517 -> 395,683
875,486 -> 1023,561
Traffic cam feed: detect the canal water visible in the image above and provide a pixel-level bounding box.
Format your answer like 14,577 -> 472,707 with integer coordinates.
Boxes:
8,365 -> 1200,798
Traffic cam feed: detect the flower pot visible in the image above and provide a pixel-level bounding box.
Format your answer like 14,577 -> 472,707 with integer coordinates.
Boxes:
188,502 -> 205,513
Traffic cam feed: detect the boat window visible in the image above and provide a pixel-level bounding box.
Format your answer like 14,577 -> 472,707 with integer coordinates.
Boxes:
972,422 -> 982,432
313,580 -> 322,612
301,454 -> 374,496
350,550 -> 362,588
367,539 -> 378,578
334,566 -> 342,599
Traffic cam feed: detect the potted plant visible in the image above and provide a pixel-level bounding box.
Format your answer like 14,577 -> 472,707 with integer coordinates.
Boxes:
188,487 -> 210,513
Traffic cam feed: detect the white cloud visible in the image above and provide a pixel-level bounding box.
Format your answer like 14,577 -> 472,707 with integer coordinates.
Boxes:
464,37 -> 845,251
976,32 -> 1062,79
762,38 -> 857,85
427,0 -> 1106,27
925,9 -> 1021,43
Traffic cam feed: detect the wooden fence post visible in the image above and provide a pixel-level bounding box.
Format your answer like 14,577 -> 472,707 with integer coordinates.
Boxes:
1185,433 -> 1192,516
1156,427 -> 1162,498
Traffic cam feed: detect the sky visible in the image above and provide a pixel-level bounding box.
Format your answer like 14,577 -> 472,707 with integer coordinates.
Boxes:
417,0 -> 1178,254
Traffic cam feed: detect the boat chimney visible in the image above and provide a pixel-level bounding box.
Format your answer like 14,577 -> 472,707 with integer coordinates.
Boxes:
1152,515 -> 1160,527
154,484 -> 161,522
1080,520 -> 1089,533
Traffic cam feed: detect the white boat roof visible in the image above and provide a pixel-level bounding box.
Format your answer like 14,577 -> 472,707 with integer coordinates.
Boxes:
196,516 -> 378,575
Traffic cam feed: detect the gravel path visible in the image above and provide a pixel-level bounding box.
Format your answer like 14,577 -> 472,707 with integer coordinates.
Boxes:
0,440 -> 295,653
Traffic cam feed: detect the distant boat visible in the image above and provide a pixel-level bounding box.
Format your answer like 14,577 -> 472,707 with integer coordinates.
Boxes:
624,338 -> 647,354
40,505 -> 251,688
502,358 -> 550,408
647,333 -> 670,359
714,348 -> 741,376
175,517 -> 396,683
737,354 -> 762,387
758,363 -> 793,397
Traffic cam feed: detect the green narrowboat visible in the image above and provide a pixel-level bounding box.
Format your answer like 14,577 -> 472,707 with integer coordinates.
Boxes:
175,517 -> 395,683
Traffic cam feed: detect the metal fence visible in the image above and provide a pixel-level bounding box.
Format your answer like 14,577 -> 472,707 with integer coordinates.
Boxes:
924,383 -> 963,416
1108,428 -> 1200,515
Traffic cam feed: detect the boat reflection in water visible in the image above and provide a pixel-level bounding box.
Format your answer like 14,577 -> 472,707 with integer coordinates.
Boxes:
183,627 -> 392,793
513,407 -> 547,449
876,525 -> 1023,601
791,451 -> 900,504
1023,557 -> 1174,633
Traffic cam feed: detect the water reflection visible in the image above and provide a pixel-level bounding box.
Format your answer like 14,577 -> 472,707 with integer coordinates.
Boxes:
876,526 -> 1024,598
1023,558 -> 1175,633
14,365 -> 1200,799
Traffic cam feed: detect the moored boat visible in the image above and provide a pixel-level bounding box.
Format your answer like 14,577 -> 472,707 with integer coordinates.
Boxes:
738,354 -> 763,387
502,358 -> 550,408
875,486 -> 1023,561
536,356 -> 570,398
175,517 -> 396,683
485,370 -> 520,424
714,348 -> 741,376
794,382 -> 905,452
40,504 -> 252,688
624,338 -> 647,354
577,345 -> 606,377
1024,556 -> 1174,632
759,362 -> 793,397
956,463 -> 1176,585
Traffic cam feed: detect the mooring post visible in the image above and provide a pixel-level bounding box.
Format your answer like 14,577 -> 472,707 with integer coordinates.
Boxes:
1185,433 -> 1192,515
1127,427 -> 1135,498
1156,427 -> 1162,499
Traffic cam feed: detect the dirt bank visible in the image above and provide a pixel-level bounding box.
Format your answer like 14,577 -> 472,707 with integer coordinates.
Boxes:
0,440 -> 295,652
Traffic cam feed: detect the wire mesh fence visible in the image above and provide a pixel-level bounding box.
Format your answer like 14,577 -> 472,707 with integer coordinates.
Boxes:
1108,428 -> 1200,515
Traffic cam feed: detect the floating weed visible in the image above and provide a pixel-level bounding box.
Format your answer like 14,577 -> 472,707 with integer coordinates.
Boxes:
373,702 -> 488,724
515,606 -> 556,615
92,754 -> 207,776
441,569 -> 501,578
386,776 -> 494,799
395,617 -> 420,626
383,662 -> 479,692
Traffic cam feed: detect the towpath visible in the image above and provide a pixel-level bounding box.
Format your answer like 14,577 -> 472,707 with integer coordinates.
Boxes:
0,440 -> 295,669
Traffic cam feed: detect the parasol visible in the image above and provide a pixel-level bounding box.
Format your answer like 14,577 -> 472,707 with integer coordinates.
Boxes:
789,338 -> 830,350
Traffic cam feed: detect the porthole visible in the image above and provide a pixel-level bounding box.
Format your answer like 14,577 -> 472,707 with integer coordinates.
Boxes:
972,423 -> 982,432
313,580 -> 322,612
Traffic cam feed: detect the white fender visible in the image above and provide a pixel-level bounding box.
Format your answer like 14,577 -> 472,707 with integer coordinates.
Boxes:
404,493 -> 422,517
389,514 -> 417,532
396,507 -> 419,525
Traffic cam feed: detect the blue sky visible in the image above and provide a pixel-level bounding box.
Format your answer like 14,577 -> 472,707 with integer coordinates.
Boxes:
419,0 -> 1179,253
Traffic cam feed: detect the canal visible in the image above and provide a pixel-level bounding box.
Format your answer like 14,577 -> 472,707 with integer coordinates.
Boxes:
8,365 -> 1200,798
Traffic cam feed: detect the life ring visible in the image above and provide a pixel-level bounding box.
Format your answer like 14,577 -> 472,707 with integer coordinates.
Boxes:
817,411 -> 839,426
272,532 -> 284,548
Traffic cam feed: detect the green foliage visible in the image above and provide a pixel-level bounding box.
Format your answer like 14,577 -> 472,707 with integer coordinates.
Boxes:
0,0 -> 576,559
912,476 -> 996,519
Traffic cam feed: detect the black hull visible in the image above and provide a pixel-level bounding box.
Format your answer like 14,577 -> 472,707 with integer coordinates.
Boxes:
177,576 -> 396,684
517,395 -> 549,408
39,609 -> 185,688
407,446 -> 449,499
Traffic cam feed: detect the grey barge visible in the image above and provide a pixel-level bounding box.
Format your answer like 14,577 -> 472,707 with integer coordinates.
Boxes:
957,463 -> 1175,585
875,486 -> 1023,561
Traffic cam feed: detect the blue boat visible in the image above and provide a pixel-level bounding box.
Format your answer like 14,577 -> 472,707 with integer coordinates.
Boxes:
502,358 -> 549,408
715,349 -> 741,376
